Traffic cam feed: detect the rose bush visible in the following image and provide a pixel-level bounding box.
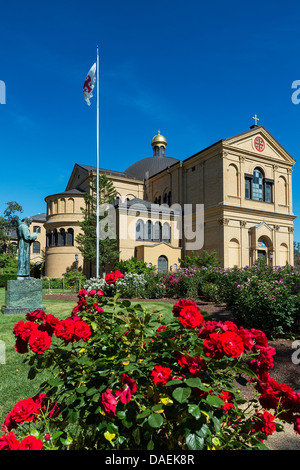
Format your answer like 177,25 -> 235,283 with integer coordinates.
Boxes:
2,270 -> 300,450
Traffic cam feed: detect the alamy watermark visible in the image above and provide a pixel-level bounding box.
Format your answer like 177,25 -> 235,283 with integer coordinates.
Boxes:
0,340 -> 6,364
292,340 -> 300,365
0,80 -> 6,104
99,201 -> 204,251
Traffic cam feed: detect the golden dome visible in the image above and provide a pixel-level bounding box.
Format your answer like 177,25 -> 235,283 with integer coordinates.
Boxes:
151,130 -> 167,147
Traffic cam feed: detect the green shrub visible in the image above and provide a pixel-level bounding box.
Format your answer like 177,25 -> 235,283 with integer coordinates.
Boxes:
0,273 -> 16,287
5,290 -> 300,450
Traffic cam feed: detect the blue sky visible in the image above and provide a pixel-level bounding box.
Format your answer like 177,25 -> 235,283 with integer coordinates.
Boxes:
1,0 -> 300,242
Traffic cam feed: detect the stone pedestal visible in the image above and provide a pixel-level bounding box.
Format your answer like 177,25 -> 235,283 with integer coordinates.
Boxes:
2,278 -> 46,315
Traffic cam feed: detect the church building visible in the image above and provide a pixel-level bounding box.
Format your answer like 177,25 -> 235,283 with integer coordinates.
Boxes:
43,121 -> 296,278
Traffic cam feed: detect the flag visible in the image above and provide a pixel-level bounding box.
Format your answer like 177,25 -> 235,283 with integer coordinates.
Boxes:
83,62 -> 96,106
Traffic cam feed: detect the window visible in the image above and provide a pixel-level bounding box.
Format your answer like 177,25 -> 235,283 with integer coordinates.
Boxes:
145,220 -> 152,240
153,221 -> 162,241
265,182 -> 273,203
33,241 -> 40,254
244,168 -> 273,203
162,223 -> 171,243
136,220 -> 144,240
252,168 -> 264,201
245,177 -> 251,199
66,228 -> 74,246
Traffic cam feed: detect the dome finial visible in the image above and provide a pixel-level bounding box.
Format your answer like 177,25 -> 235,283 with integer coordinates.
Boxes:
151,131 -> 167,157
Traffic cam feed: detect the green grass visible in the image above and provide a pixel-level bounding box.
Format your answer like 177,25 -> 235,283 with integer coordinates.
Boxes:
0,288 -> 176,428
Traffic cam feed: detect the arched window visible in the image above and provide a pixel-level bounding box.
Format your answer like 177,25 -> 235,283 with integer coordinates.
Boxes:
136,219 -> 144,241
252,168 -> 264,201
245,167 -> 274,203
66,228 -> 74,246
145,220 -> 152,240
60,228 -> 66,246
159,146 -> 165,156
158,255 -> 168,272
162,222 -> 171,243
53,229 -> 58,246
153,221 -> 162,242
154,146 -> 159,156
33,241 -> 40,254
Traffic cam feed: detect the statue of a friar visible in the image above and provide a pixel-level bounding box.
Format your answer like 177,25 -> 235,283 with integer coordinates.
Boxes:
17,217 -> 39,279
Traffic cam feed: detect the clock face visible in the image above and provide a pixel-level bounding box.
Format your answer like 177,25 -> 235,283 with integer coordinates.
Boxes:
254,136 -> 265,152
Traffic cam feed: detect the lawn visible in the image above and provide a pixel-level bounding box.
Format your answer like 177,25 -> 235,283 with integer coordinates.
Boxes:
0,288 -> 175,428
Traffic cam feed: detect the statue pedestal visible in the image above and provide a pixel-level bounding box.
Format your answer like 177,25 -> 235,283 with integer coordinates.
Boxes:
2,278 -> 46,315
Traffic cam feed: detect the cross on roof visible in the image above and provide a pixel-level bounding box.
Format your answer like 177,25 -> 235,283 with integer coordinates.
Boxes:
252,114 -> 259,126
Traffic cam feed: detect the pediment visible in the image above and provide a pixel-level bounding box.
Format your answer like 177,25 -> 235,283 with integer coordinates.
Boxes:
65,164 -> 90,191
224,126 -> 295,165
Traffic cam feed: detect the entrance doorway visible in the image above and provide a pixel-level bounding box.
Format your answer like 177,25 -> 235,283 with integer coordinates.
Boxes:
257,250 -> 267,261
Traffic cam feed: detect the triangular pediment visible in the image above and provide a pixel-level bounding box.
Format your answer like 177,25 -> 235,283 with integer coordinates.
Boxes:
224,126 -> 296,165
65,164 -> 91,191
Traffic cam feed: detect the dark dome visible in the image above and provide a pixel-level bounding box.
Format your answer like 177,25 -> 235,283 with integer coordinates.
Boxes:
124,156 -> 179,180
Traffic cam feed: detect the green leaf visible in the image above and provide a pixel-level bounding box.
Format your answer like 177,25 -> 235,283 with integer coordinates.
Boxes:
148,413 -> 164,428
137,409 -> 151,420
172,387 -> 191,403
165,379 -> 183,387
76,385 -> 88,394
147,439 -> 154,450
185,433 -> 204,450
197,424 -> 210,439
206,395 -> 224,407
188,404 -> 201,420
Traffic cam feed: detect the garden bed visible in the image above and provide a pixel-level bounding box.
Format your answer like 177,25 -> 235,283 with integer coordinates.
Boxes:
43,293 -> 300,393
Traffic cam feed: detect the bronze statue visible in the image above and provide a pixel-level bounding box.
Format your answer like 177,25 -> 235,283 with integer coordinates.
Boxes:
17,217 -> 39,279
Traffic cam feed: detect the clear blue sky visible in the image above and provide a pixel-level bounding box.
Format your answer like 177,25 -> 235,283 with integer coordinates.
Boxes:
1,0 -> 300,242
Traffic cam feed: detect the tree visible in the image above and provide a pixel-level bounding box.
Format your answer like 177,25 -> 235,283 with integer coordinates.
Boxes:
76,175 -> 119,277
179,250 -> 220,268
0,201 -> 23,253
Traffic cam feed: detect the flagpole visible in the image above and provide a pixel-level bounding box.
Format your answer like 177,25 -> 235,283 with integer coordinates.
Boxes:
96,45 -> 100,278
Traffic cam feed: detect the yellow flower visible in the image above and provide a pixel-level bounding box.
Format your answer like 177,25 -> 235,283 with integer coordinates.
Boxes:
104,431 -> 116,441
160,395 -> 173,406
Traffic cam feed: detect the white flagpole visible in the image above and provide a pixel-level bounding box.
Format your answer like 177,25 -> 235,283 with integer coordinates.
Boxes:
96,45 -> 100,278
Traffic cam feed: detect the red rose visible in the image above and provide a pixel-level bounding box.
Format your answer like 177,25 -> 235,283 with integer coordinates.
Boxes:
4,398 -> 41,430
13,321 -> 38,341
77,288 -> 89,298
25,310 -> 46,322
178,305 -> 204,329
28,330 -> 51,354
73,320 -> 91,342
218,391 -> 235,413
54,318 -> 75,344
38,314 -> 60,336
105,270 -> 124,284
14,337 -> 29,354
294,417 -> 300,434
151,365 -> 171,386
252,409 -> 277,436
203,333 -> 224,359
220,331 -> 244,358
172,299 -> 197,317
115,374 -> 137,404
186,355 -> 207,374
101,389 -> 118,417
18,435 -> 43,450
0,431 -> 20,450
